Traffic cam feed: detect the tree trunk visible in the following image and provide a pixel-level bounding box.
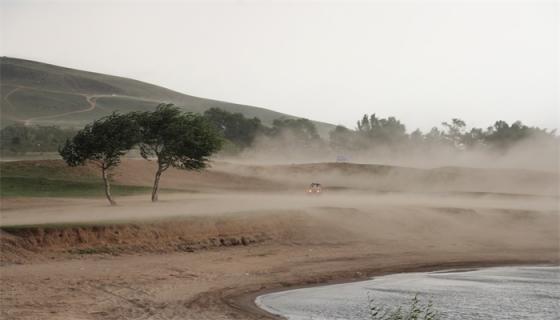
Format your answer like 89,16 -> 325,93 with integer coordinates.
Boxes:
151,166 -> 164,202
102,167 -> 117,206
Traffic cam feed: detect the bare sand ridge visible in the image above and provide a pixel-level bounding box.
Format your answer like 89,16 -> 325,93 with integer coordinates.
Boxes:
1,160 -> 558,319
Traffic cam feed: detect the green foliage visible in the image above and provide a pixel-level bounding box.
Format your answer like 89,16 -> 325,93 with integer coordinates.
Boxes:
329,114 -> 409,151
203,108 -> 327,151
0,176 -> 151,198
483,120 -> 554,149
58,112 -> 140,205
369,295 -> 440,320
135,104 -> 223,201
6,90 -> 88,119
53,97 -> 160,124
357,114 -> 407,145
0,160 -> 97,181
271,118 -> 321,142
330,115 -> 557,153
436,119 -> 556,150
0,125 -> 77,154
1,57 -> 336,134
59,113 -> 139,169
135,104 -> 223,171
330,125 -> 353,149
203,107 -> 263,149
441,118 -> 466,146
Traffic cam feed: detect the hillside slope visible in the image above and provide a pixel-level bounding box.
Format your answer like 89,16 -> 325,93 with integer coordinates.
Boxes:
0,57 -> 335,136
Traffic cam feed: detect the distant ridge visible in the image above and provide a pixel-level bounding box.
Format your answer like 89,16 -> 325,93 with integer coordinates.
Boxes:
0,57 -> 335,136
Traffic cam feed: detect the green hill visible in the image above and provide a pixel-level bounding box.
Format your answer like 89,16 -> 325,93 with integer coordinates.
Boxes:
0,57 -> 335,136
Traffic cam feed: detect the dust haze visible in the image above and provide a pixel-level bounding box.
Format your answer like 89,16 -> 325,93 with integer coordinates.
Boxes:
229,130 -> 559,172
2,1 -> 558,318
2,132 -> 558,320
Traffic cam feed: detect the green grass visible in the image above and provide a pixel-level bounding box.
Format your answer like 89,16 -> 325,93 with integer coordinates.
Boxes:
0,176 -> 152,198
96,96 -> 160,112
1,57 -> 336,136
9,90 -> 87,119
0,160 -> 98,182
0,160 -> 171,199
55,96 -> 160,123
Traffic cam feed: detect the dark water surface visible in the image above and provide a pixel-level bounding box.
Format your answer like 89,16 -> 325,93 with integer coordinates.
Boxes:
256,266 -> 560,320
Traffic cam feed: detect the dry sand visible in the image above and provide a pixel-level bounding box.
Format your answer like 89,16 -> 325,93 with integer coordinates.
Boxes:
0,161 -> 558,319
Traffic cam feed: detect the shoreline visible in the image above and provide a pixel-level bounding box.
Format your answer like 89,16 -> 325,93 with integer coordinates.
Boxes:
2,227 -> 558,319
225,258 -> 559,319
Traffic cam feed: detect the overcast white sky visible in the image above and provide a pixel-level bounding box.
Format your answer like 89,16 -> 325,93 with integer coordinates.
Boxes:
1,0 -> 558,131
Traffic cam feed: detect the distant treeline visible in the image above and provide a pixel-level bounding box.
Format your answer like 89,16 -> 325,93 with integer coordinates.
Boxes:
203,108 -> 557,153
0,125 -> 78,155
330,115 -> 556,152
202,108 -> 320,152
1,108 -> 556,155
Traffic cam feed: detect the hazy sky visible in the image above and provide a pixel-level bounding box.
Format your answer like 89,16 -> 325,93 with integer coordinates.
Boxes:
1,0 -> 558,131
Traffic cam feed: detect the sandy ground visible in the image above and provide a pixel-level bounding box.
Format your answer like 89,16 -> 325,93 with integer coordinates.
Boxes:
1,161 -> 559,319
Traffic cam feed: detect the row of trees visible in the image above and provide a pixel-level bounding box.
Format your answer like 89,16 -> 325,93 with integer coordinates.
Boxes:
203,108 -> 556,153
332,114 -> 556,152
0,125 -> 77,155
60,104 -> 222,205
3,108 -> 555,158
203,108 -> 321,150
4,106 -> 556,205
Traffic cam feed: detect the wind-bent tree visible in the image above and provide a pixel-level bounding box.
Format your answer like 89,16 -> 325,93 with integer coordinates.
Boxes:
59,113 -> 139,205
136,104 -> 223,202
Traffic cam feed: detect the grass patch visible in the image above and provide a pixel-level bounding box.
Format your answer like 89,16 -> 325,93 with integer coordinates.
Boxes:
0,160 -> 98,182
9,89 -> 87,119
1,57 -> 336,135
0,176 -> 152,198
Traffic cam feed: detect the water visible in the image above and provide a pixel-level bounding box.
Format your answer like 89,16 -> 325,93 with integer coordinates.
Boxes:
256,266 -> 560,320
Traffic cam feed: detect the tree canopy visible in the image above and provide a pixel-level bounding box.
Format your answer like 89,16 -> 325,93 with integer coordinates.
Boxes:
135,104 -> 223,201
326,113 -> 557,159
270,118 -> 321,142
203,107 -> 263,149
59,113 -> 139,205
356,114 -> 407,145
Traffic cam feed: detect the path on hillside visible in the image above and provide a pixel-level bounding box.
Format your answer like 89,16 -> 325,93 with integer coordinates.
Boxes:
23,94 -> 98,126
2,87 -> 21,112
2,85 -> 162,126
1,87 -> 23,123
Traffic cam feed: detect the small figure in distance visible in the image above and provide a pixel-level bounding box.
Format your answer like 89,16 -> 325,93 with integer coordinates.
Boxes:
307,183 -> 322,195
